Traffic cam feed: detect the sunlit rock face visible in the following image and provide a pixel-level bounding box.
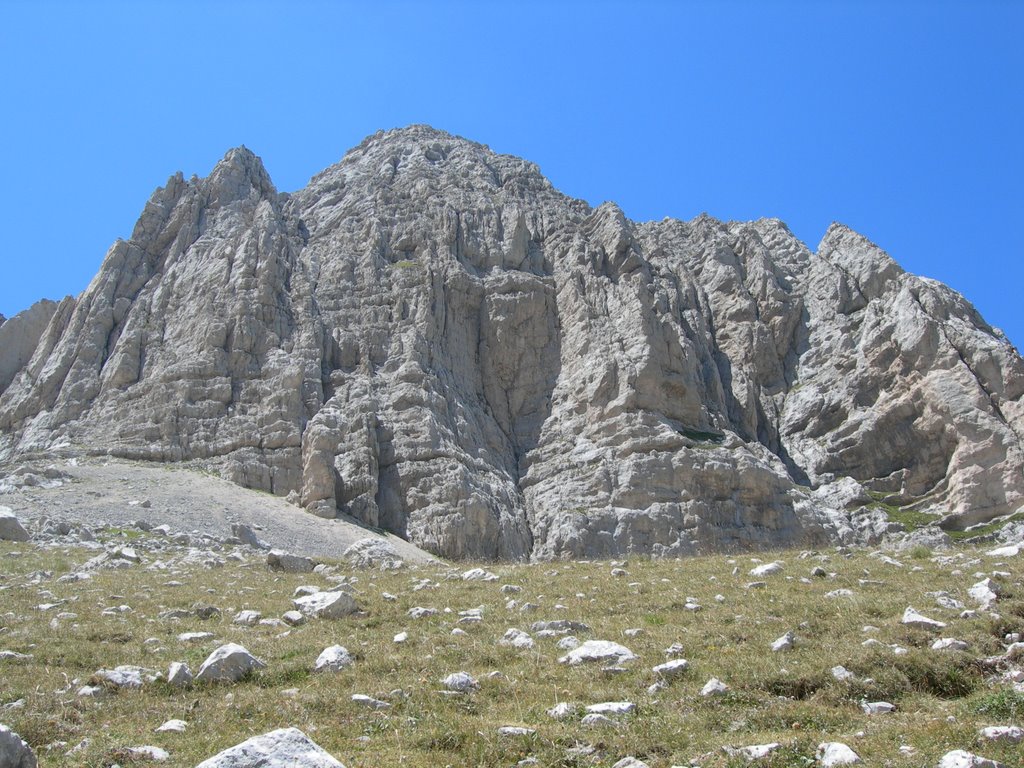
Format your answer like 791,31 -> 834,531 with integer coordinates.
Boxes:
2,126 -> 1021,559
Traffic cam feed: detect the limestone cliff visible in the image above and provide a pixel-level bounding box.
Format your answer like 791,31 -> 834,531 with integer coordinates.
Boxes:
1,126 -> 1021,559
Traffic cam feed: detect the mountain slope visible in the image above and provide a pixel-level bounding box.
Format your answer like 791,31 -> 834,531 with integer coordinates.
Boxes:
2,126 -> 1021,559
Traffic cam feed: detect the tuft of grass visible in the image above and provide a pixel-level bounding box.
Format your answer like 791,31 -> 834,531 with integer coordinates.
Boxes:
969,689 -> 1024,720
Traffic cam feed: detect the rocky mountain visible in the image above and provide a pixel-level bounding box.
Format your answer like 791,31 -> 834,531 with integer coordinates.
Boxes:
1,126 -> 1022,560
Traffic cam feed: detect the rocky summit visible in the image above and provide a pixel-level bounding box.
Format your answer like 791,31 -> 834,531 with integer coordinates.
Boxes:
1,125 -> 1022,560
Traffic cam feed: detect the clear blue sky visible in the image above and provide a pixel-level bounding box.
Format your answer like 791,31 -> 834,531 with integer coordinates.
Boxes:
2,1 -> 1021,348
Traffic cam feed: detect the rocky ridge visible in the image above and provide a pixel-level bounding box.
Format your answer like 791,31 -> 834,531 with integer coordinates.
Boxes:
1,125 -> 1022,560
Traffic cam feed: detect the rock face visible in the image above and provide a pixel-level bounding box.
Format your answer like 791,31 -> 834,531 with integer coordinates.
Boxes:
1,125 -> 1023,560
0,299 -> 59,395
195,727 -> 345,768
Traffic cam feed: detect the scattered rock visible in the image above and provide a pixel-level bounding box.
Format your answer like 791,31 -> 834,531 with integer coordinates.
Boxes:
314,645 -> 353,673
860,701 -> 895,715
500,628 -> 535,649
195,643 -> 266,683
936,750 -> 1004,768
351,694 -> 390,709
343,538 -> 404,570
979,726 -> 1022,743
194,727 -> 345,768
155,719 -> 187,733
232,610 -> 262,626
266,550 -> 315,573
724,743 -> 781,761
771,632 -> 796,652
652,659 -> 689,680
497,726 -> 536,737
701,678 -> 729,696
442,672 -> 479,692
901,607 -> 947,630
558,640 -> 636,666
292,591 -> 358,619
816,742 -> 861,766
167,662 -> 193,688
0,508 -> 30,542
0,723 -> 37,768
586,701 -> 635,716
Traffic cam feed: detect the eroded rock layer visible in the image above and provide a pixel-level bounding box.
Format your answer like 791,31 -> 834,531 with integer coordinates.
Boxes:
1,126 -> 1021,559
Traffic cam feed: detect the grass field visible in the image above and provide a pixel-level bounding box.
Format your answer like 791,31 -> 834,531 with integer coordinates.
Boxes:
0,533 -> 1022,767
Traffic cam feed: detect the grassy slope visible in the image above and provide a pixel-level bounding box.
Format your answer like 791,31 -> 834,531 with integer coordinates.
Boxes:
0,536 -> 1022,768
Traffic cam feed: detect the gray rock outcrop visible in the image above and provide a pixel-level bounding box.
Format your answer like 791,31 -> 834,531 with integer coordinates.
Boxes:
0,724 -> 37,768
194,727 -> 345,768
0,299 -> 59,395
1,125 -> 1022,559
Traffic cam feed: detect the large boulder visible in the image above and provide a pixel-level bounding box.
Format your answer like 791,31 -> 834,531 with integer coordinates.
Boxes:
0,724 -> 36,768
0,507 -> 29,542
194,727 -> 345,767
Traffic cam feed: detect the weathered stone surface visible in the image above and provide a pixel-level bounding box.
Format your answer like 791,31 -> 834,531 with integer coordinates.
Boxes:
3,126 -> 1023,559
558,640 -> 636,666
195,643 -> 265,683
267,550 -> 315,573
194,727 -> 345,768
293,590 -> 358,619
314,645 -> 354,673
0,299 -> 59,396
0,507 -> 29,542
0,723 -> 37,768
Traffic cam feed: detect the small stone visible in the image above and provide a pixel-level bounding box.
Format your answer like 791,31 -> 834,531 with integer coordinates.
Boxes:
232,609 -> 261,626
936,750 -> 1004,768
0,507 -> 30,542
195,643 -> 265,683
701,677 -> 729,696
816,742 -> 861,766
771,631 -> 796,652
351,694 -> 390,709
292,591 -> 358,619
901,607 -> 946,630
860,701 -> 895,715
831,665 -> 854,682
266,550 -> 315,573
500,628 -> 535,650
167,662 -> 193,687
724,743 -> 781,761
547,702 -> 574,719
394,631 -> 408,643
178,631 -> 214,643
155,719 -> 187,733
314,645 -> 353,673
442,671 -> 479,692
408,606 -> 438,619
586,701 -> 635,716
462,567 -> 498,581
979,726 -> 1022,743
581,713 -> 619,727
932,638 -> 969,652
282,610 -> 306,626
652,659 -> 689,680
559,640 -> 636,666
611,758 -> 649,768
126,745 -> 169,761
497,726 -> 536,737
750,561 -> 783,577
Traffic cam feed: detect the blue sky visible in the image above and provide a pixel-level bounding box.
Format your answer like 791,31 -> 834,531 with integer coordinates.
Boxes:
2,1 -> 1021,348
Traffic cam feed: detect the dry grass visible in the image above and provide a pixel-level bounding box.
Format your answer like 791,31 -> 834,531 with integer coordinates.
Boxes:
0,535 -> 1022,767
